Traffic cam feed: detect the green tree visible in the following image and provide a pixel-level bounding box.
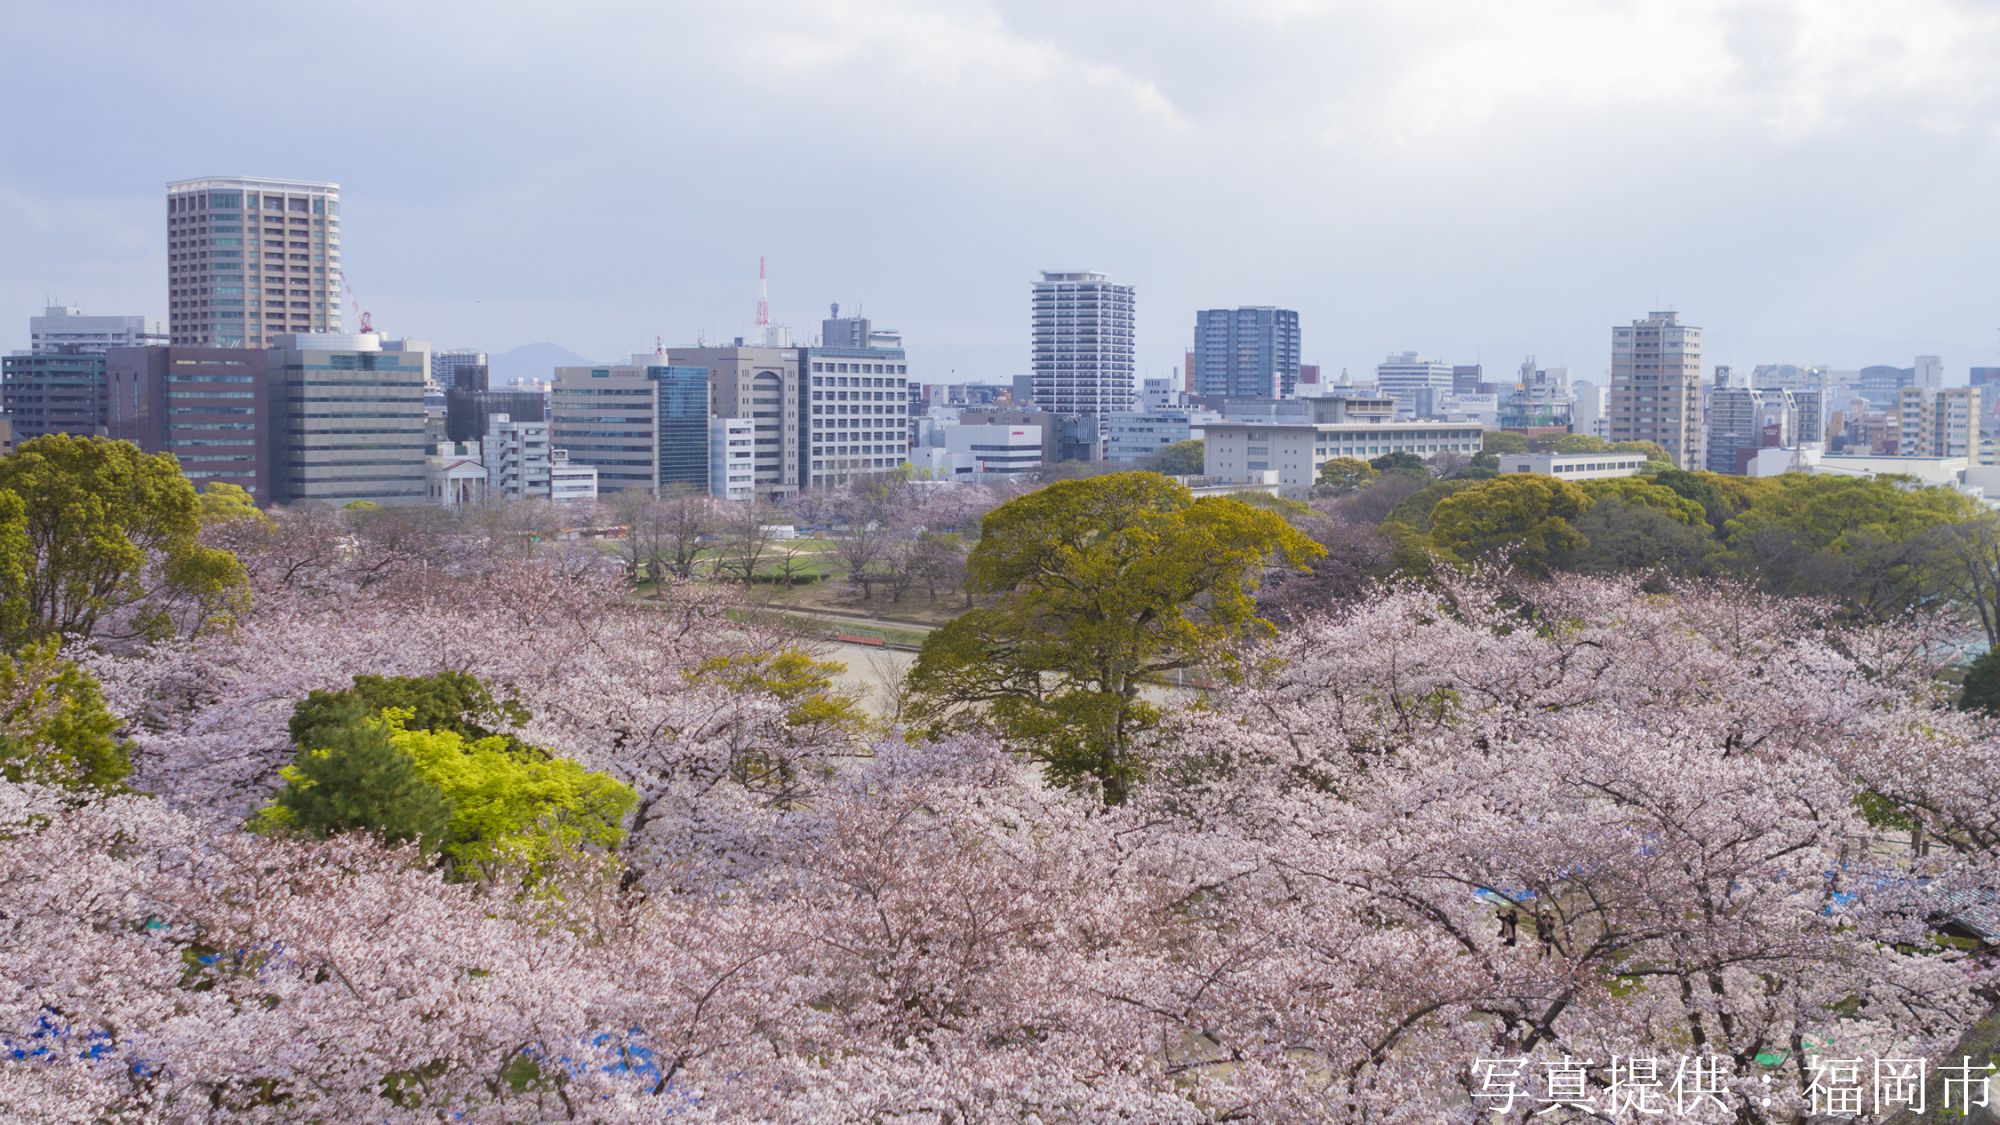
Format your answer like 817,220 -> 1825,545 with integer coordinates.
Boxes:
254,719 -> 453,855
695,649 -> 870,738
1315,457 -> 1379,496
1482,431 -> 1529,455
0,434 -> 248,647
1428,475 -> 1593,576
1610,439 -> 1673,463
290,671 -> 529,753
1961,648 -> 2000,714
1145,439 -> 1205,476
1550,433 -> 1610,454
1721,476 -> 1979,616
1369,451 -> 1431,477
1578,477 -> 1708,524
0,639 -> 131,789
906,472 -> 1321,804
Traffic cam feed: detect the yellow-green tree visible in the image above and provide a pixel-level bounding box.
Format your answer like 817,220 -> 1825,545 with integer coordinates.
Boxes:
0,639 -> 131,789
1315,457 -> 1379,495
0,435 -> 248,647
1428,475 -> 1593,576
905,472 -> 1321,804
1145,439 -> 1205,476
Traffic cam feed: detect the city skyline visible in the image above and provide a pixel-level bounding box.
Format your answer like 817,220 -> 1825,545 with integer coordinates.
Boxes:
3,1 -> 1999,382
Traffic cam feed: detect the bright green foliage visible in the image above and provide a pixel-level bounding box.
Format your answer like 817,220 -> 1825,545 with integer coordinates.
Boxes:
1429,475 -> 1593,576
0,638 -> 131,789
196,482 -> 264,527
290,671 -> 529,752
0,434 -> 248,647
1482,431 -> 1529,455
906,472 -> 1321,804
1961,649 -> 2000,714
1145,439 -> 1205,476
1721,475 -> 1980,613
695,649 -> 869,736
387,716 -> 635,881
258,708 -> 634,882
1612,440 -> 1674,463
1578,478 -> 1707,525
253,720 -> 453,855
1315,457 -> 1379,495
1550,434 -> 1609,454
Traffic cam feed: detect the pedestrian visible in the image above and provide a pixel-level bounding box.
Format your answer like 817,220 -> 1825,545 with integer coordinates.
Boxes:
1535,909 -> 1556,957
1498,908 -> 1518,947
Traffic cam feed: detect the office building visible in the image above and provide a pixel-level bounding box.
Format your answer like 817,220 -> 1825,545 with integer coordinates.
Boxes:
665,345 -> 803,500
29,306 -> 165,354
801,333 -> 911,490
944,422 -> 1045,481
1707,374 -> 1797,475
1915,355 -> 1944,390
1,349 -> 106,442
268,333 -> 430,506
1897,386 -> 1980,460
106,347 -> 272,502
1192,307 -> 1301,399
447,385 -> 545,443
1103,407 -> 1221,463
550,357 -> 712,496
432,349 -> 488,392
1452,364 -> 1484,396
1609,310 -> 1703,469
548,450 -> 598,504
1374,352 -> 1455,417
1499,358 -> 1572,429
167,177 -> 341,348
820,305 -> 903,350
1140,377 -> 1178,411
1204,396 -> 1483,495
1032,271 -> 1135,420
709,418 -> 755,501
483,414 -> 552,501
1496,452 -> 1650,480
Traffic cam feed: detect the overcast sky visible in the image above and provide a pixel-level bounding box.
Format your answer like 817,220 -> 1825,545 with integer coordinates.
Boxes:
4,0 -> 1998,383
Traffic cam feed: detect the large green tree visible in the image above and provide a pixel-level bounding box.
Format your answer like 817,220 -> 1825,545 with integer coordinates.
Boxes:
1428,475 -> 1593,576
1314,457 -> 1379,496
0,639 -> 131,789
255,719 -> 455,856
0,435 -> 248,646
906,472 -> 1320,804
1145,439 -> 1205,476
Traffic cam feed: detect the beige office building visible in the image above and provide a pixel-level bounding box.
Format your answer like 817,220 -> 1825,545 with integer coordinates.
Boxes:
1608,310 -> 1703,469
167,176 -> 342,348
666,345 -> 804,502
268,333 -> 430,506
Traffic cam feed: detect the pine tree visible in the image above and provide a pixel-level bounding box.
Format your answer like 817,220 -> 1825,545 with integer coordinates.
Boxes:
261,721 -> 452,854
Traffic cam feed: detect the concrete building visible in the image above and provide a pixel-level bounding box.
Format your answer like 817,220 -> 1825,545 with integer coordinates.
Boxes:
709,418 -> 755,501
1,349 -> 106,443
106,346 -> 272,502
1915,355 -> 1944,390
1452,364 -> 1485,396
548,450 -> 597,504
1571,379 -> 1608,440
1103,407 -> 1220,463
431,349 -> 488,393
801,337 -> 911,489
550,358 -> 712,496
267,333 -> 430,506
820,305 -> 903,350
944,421 -> 1045,481
29,306 -> 164,354
1374,352 -> 1455,418
167,177 -> 341,348
1609,310 -> 1703,469
1897,386 -> 1980,460
1204,396 -> 1483,495
1496,452 -> 1649,480
1192,306 -> 1300,399
1032,271 -> 1135,421
1706,372 -> 1797,476
483,414 -> 552,501
1140,376 -> 1178,411
668,345 -> 803,500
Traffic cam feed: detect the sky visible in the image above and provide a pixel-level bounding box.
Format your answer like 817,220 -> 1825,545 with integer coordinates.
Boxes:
4,0 -> 1999,384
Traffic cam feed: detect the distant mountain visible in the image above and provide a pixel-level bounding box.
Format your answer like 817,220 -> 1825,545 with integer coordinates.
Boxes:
488,342 -> 601,384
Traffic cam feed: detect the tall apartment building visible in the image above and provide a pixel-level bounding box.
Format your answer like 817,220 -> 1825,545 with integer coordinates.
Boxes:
1896,386 -> 1980,459
1,350 -> 107,442
166,177 -> 341,348
801,336 -> 911,490
105,347 -> 272,502
549,358 -> 712,496
1192,307 -> 1301,399
483,414 -> 552,501
29,306 -> 165,354
1609,310 -> 1703,469
1032,271 -> 1135,422
669,345 -> 804,501
267,333 -> 430,506
1374,352 -> 1455,418
431,349 -> 488,392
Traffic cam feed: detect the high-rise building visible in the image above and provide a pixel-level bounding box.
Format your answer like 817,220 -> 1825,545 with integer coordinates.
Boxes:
800,337 -> 912,490
1032,271 -> 1135,422
166,177 -> 341,348
29,306 -> 165,354
1191,307 -> 1301,399
1706,371 -> 1796,475
1895,386 -> 1979,459
1609,310 -> 1703,468
550,357 -> 712,496
1571,379 -> 1608,439
267,333 -> 430,505
1,349 -> 107,442
1452,364 -> 1484,396
1374,352 -> 1455,418
105,347 -> 272,502
1914,355 -> 1944,390
483,414 -> 552,501
432,349 -> 488,393
668,345 -> 804,500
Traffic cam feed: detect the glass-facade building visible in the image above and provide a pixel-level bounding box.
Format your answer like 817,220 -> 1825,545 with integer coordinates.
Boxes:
1192,307 -> 1301,399
550,362 -> 711,495
167,177 -> 341,349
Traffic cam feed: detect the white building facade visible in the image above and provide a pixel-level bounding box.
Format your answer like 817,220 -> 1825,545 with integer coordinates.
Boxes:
1205,419 -> 1484,495
1032,270 -> 1136,421
29,306 -> 166,354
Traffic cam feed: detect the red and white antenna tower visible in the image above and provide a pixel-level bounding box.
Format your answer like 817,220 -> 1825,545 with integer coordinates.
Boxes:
755,255 -> 770,334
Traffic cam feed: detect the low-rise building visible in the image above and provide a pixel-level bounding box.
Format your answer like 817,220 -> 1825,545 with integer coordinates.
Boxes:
1103,407 -> 1219,463
943,422 -> 1045,481
1495,452 -> 1649,480
426,441 -> 488,511
549,449 -> 597,504
1204,396 -> 1484,494
484,414 -> 552,501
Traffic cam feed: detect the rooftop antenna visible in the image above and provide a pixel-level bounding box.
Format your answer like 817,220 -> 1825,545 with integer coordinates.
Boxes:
755,256 -> 770,335
655,335 -> 667,359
